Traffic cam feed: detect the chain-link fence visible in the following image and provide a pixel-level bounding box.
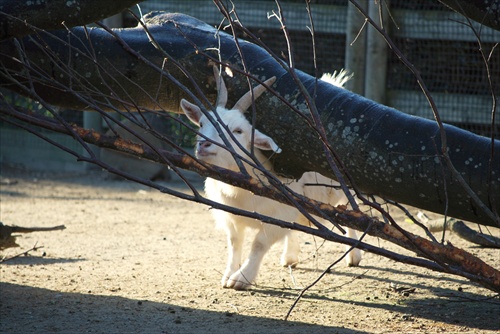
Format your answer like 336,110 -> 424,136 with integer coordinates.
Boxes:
387,2 -> 498,136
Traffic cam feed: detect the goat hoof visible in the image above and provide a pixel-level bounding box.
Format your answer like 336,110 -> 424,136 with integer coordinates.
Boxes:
226,271 -> 253,290
280,258 -> 298,268
221,277 -> 229,288
345,249 -> 362,267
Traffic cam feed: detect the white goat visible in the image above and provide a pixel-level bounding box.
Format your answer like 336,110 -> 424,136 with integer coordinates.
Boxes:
180,67 -> 361,290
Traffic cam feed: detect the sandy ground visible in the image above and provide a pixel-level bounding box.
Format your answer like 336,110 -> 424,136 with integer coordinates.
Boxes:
1,165 -> 499,334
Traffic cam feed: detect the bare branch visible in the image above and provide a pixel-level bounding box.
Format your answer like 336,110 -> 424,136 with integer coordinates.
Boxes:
0,5 -> 499,294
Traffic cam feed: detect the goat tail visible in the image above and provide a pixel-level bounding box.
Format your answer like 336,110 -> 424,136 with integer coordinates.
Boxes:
320,69 -> 353,88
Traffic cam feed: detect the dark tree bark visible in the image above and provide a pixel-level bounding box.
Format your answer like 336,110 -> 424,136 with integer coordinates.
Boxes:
0,0 -> 143,40
0,12 -> 498,227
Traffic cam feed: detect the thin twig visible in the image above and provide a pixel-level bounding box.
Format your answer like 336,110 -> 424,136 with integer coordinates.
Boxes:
0,243 -> 44,263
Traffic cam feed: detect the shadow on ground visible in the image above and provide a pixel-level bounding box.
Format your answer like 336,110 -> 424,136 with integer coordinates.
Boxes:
250,264 -> 500,332
0,282 -> 366,334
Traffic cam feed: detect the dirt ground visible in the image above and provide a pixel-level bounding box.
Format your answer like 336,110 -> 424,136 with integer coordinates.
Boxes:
1,165 -> 499,334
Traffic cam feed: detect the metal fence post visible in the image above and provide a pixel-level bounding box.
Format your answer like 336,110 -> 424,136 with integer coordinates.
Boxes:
365,0 -> 389,104
344,0 -> 368,95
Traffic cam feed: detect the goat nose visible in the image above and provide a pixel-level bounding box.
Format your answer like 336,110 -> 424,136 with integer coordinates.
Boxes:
199,140 -> 211,149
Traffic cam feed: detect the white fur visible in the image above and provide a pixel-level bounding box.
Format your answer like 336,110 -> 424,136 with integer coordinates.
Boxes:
180,71 -> 361,290
320,69 -> 353,88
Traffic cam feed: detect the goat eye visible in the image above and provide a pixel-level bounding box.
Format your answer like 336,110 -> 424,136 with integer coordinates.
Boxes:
233,128 -> 243,134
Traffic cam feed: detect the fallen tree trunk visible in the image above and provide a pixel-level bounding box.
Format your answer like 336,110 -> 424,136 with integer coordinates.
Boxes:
0,0 -> 143,40
0,12 -> 498,227
426,218 -> 500,248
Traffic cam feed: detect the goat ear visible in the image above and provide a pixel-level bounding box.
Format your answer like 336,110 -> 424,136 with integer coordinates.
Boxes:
253,130 -> 282,153
180,99 -> 202,126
